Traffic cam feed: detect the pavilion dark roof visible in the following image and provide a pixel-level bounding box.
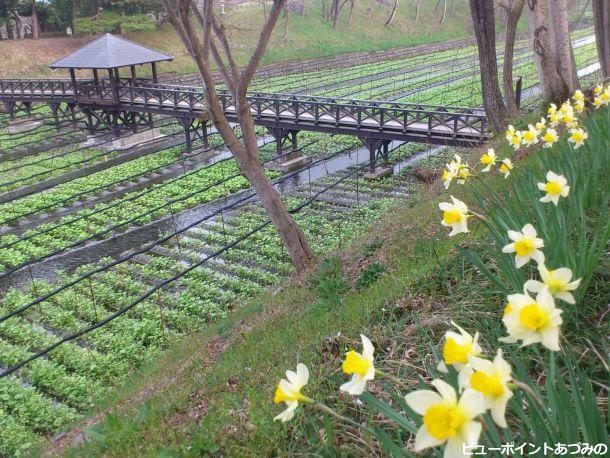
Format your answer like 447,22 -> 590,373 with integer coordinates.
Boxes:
49,33 -> 173,69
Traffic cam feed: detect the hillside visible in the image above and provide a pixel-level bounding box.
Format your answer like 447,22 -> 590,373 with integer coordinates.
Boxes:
0,0 -> 473,78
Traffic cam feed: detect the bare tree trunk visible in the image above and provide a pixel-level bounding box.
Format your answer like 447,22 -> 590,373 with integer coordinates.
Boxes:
347,0 -> 355,25
469,0 -> 509,132
282,2 -> 289,40
439,0 -> 447,24
386,0 -> 399,26
499,0 -> 525,117
163,0 -> 315,273
31,1 -> 40,40
548,0 -> 579,92
414,0 -> 420,22
592,0 -> 610,78
526,0 -> 574,102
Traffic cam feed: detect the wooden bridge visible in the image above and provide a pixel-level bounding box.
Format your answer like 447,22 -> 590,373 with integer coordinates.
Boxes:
1,33 -> 490,173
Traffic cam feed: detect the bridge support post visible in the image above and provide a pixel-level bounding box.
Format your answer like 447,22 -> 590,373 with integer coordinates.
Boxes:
360,137 -> 393,180
178,117 -> 209,153
49,102 -> 76,129
264,127 -> 311,173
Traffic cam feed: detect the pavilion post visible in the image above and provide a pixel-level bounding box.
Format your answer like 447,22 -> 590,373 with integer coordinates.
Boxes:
93,68 -> 100,98
151,62 -> 158,83
130,65 -> 137,84
69,68 -> 77,101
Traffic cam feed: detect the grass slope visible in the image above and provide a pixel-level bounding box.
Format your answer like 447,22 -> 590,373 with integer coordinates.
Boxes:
52,105 -> 608,456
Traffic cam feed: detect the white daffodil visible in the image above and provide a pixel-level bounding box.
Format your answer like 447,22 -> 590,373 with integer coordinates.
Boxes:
405,380 -> 486,458
541,128 -> 558,148
535,117 -> 546,132
559,102 -> 575,126
439,196 -> 469,237
593,96 -> 604,109
537,171 -> 569,205
505,126 -> 522,150
572,89 -> 585,102
499,158 -> 513,179
437,322 -> 483,376
502,224 -> 545,268
521,125 -> 539,147
524,264 -> 581,305
273,363 -> 312,422
593,84 -> 604,95
500,289 -> 563,351
460,350 -> 513,428
568,128 -> 588,149
340,334 -> 375,395
574,99 -> 585,114
480,148 -> 496,172
442,168 -> 457,190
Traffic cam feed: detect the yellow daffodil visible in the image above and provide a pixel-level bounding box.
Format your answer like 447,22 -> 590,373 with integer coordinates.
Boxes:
502,223 -> 545,268
572,89 -> 585,102
405,380 -> 486,457
460,350 -> 513,428
574,99 -> 585,114
442,168 -> 456,190
340,334 -> 375,395
568,128 -> 588,149
541,128 -> 559,148
535,118 -> 546,131
443,155 -> 470,188
593,84 -> 603,95
593,96 -> 604,109
500,289 -> 563,351
547,103 -> 558,115
499,158 -> 513,179
521,125 -> 539,147
439,196 -> 469,237
273,363 -> 312,422
537,171 -> 569,205
602,87 -> 610,103
437,322 -> 483,374
548,110 -> 561,127
505,125 -> 522,150
480,148 -> 496,172
525,264 -> 581,305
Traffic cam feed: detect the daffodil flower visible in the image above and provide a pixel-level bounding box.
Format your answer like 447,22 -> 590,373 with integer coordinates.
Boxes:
537,171 -> 569,205
524,264 -> 581,305
480,148 -> 496,172
521,125 -> 539,147
593,96 -> 604,109
535,118 -> 546,131
499,158 -> 513,179
405,380 -> 486,457
273,363 -> 312,422
541,128 -> 558,148
572,89 -> 585,102
439,196 -> 469,237
442,168 -> 456,189
460,350 -> 513,428
574,99 -> 585,114
502,224 -> 545,268
505,126 -> 522,150
500,289 -> 563,351
593,84 -> 603,95
437,321 -> 483,375
568,128 -> 588,149
340,334 -> 375,395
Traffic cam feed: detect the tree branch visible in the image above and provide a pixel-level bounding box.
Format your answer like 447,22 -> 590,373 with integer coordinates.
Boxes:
237,0 -> 287,98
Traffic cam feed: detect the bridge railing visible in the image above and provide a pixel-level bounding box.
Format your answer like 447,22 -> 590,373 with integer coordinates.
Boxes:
0,79 -> 77,99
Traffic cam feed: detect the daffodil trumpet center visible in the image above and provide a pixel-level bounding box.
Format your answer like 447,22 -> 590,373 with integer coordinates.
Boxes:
423,404 -> 467,440
544,181 -> 562,195
470,371 -> 504,397
443,210 -> 463,225
443,337 -> 473,365
342,350 -> 371,376
519,303 -> 550,330
274,386 -> 315,405
514,239 -> 535,257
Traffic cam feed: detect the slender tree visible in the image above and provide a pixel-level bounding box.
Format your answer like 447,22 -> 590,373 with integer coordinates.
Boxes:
498,0 -> 525,116
592,0 -> 610,78
469,0 -> 509,132
161,0 -> 315,273
386,0 -> 398,26
526,0 -> 578,102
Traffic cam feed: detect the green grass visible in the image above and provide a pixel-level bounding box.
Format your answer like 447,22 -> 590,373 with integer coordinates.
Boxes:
53,104 -> 609,457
